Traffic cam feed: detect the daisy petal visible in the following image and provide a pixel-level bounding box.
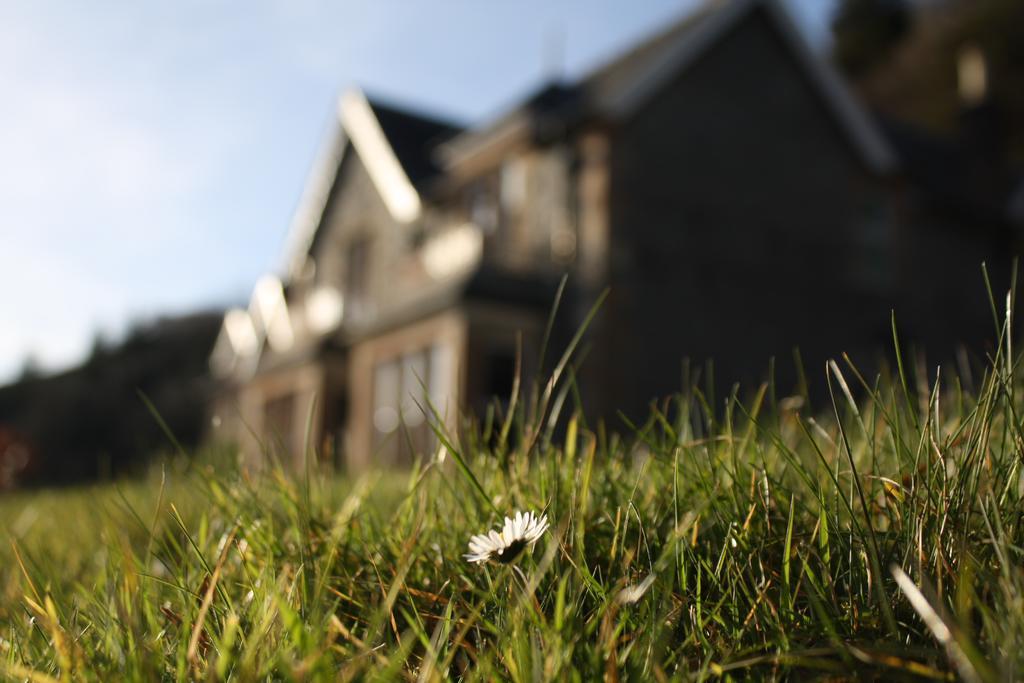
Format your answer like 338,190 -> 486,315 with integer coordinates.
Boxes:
465,510 -> 551,566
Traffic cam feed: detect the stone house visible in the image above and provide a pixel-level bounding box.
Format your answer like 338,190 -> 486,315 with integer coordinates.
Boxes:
209,0 -> 1018,470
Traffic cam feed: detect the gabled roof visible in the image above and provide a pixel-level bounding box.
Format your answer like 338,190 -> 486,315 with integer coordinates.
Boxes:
279,0 -> 897,281
281,89 -> 462,279
434,7 -> 721,168
573,1 -> 722,112
440,0 -> 897,175
370,98 -> 461,186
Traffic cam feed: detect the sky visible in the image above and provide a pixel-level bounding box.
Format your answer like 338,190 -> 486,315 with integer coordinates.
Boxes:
0,0 -> 837,382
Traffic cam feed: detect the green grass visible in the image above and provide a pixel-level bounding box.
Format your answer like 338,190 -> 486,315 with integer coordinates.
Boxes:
3,312 -> 1024,680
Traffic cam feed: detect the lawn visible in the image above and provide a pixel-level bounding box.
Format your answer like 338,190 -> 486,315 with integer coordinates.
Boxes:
2,306 -> 1022,681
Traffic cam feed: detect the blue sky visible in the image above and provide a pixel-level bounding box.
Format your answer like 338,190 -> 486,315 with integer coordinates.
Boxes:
0,0 -> 836,382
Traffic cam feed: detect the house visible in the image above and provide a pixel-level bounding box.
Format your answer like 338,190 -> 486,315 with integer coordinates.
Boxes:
209,0 -> 1019,471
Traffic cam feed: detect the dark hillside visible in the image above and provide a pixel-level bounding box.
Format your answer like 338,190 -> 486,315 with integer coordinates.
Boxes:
0,311 -> 222,487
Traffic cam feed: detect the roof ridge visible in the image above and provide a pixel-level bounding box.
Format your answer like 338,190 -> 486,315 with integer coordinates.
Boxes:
360,89 -> 466,133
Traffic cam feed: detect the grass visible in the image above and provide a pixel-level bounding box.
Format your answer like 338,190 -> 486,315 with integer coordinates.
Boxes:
2,300 -> 1024,680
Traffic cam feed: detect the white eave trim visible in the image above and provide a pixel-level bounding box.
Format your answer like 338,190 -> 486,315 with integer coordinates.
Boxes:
281,87 -> 424,280
282,121 -> 349,279
606,0 -> 898,175
339,89 -> 423,224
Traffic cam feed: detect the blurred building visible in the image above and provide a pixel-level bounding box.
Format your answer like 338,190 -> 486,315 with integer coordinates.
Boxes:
210,0 -> 1021,470
0,312 -> 222,485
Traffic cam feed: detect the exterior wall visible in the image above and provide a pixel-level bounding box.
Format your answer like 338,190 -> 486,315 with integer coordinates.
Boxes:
575,131 -> 612,289
495,147 -> 575,271
346,309 -> 467,470
239,147 -> 564,472
308,147 -> 464,327
605,8 -> 895,415
568,130 -> 614,420
444,145 -> 575,276
310,150 -> 408,320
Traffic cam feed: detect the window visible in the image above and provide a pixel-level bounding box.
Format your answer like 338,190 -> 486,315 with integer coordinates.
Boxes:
346,236 -> 371,318
400,350 -> 428,429
428,343 -> 454,419
500,158 -> 527,213
468,164 -> 532,255
371,342 -> 456,465
264,392 -> 295,453
469,180 -> 499,234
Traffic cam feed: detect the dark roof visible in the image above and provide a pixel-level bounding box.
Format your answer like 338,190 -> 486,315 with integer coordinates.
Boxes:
438,3 -> 722,158
437,0 -> 897,175
578,3 -> 720,108
365,97 -> 463,186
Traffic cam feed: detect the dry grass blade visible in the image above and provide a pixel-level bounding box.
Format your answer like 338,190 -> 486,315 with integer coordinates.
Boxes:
890,564 -> 994,683
188,525 -> 238,665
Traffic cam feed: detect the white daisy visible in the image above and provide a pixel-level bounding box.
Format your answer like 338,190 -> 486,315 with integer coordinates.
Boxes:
464,510 -> 550,564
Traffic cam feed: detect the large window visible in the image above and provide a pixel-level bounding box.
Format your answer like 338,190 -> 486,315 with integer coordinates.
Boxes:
469,179 -> 499,234
346,236 -> 371,319
263,392 -> 295,454
500,158 -> 527,215
372,343 -> 455,465
400,350 -> 428,430
428,344 -> 454,419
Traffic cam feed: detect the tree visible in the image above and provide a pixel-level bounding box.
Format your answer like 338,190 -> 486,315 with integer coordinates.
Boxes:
832,0 -> 912,77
